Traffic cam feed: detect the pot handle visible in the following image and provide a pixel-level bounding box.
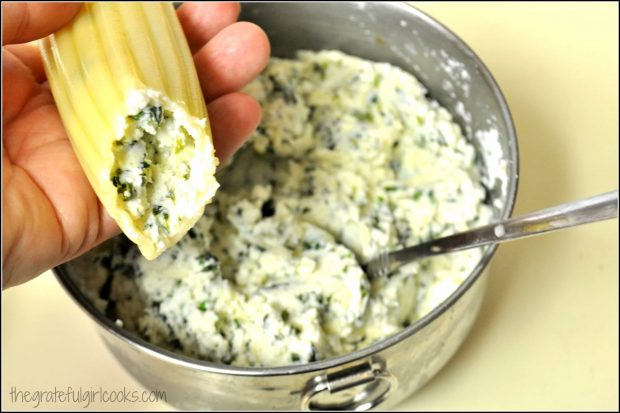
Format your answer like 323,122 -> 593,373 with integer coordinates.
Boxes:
300,359 -> 398,411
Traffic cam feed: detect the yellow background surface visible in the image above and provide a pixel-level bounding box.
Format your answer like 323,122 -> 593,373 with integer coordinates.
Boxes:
2,2 -> 618,411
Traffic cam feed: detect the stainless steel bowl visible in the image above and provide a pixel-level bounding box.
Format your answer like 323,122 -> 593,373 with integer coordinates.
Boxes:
54,3 -> 519,410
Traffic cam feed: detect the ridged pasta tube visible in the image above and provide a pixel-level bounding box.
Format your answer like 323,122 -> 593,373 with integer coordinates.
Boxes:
39,3 -> 219,260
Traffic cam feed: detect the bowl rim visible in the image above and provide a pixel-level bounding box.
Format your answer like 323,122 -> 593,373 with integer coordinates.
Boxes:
53,2 -> 519,377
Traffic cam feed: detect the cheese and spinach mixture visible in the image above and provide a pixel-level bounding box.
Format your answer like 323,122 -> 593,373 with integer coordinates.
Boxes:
111,90 -> 217,253
70,50 -> 493,367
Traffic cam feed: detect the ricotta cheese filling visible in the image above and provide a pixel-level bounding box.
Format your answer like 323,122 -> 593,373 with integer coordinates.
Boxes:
70,51 -> 495,367
111,91 -> 212,250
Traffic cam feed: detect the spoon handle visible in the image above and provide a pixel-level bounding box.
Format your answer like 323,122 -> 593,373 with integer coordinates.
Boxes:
373,190 -> 618,277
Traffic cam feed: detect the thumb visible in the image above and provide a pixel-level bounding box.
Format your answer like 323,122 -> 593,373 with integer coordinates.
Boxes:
2,2 -> 82,45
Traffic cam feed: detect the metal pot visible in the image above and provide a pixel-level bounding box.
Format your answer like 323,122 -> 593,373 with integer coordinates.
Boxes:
54,2 -> 519,410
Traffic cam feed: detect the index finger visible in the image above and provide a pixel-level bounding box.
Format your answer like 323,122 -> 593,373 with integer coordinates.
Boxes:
2,2 -> 82,45
177,2 -> 241,54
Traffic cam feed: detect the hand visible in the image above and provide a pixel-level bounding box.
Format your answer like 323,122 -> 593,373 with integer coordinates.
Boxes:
2,3 -> 270,288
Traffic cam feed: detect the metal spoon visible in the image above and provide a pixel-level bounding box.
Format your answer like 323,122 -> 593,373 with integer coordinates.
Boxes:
365,190 -> 618,279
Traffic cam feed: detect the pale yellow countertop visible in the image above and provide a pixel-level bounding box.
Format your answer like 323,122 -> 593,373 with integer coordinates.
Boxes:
2,2 -> 618,411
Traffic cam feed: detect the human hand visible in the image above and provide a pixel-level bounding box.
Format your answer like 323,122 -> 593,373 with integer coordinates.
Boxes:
2,3 -> 270,288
